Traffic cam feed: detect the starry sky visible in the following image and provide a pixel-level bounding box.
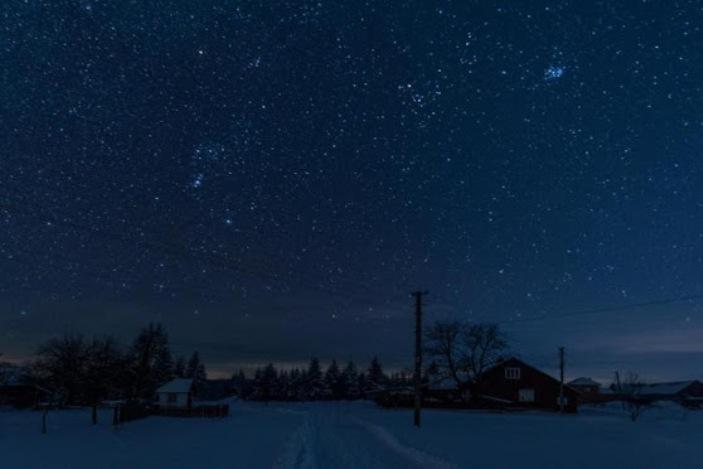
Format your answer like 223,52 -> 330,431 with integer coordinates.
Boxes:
2,0 -> 703,381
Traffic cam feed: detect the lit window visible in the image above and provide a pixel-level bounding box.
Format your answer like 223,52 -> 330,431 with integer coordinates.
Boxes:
505,367 -> 521,380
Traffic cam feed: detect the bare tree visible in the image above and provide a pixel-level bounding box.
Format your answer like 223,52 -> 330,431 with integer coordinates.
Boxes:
425,321 -> 508,388
463,323 -> 508,379
613,371 -> 650,421
34,335 -> 89,405
84,336 -> 124,423
425,321 -> 465,385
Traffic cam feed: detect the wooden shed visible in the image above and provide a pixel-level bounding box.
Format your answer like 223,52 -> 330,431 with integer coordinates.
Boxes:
156,378 -> 194,408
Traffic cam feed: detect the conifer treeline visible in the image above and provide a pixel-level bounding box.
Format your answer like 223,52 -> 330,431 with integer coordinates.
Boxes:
231,357 -> 411,401
21,323 -> 407,405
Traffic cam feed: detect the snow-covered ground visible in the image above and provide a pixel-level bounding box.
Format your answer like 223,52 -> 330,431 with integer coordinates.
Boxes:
1,400 -> 702,468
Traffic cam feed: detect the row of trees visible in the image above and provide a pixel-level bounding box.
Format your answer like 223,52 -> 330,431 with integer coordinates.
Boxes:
32,323 -> 206,407
233,357 -> 411,401
231,319 -> 512,403
10,319 -> 512,409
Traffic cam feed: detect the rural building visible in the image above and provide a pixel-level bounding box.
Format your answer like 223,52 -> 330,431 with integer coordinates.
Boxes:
473,357 -> 579,412
568,377 -> 601,395
156,378 -> 194,408
377,357 -> 579,412
0,366 -> 47,408
633,380 -> 703,406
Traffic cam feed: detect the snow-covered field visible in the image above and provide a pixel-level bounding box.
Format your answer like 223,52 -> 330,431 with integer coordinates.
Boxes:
1,400 -> 701,468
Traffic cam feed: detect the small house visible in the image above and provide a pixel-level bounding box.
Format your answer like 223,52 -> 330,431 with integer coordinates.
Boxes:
156,379 -> 194,408
568,377 -> 601,395
474,357 -> 579,412
634,380 -> 703,407
0,366 -> 47,408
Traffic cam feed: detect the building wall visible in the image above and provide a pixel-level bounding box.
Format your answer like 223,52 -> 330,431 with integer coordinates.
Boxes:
157,391 -> 190,408
684,381 -> 703,399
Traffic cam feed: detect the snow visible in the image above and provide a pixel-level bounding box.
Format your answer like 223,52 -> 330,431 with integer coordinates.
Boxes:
1,400 -> 702,468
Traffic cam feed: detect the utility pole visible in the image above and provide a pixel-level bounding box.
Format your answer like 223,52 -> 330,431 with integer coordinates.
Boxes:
412,290 -> 427,428
559,346 -> 565,413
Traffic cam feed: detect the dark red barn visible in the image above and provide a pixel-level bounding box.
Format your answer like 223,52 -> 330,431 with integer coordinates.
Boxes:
473,357 -> 579,412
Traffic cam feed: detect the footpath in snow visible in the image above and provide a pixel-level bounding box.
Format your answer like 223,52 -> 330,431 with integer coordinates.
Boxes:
2,400 -> 703,468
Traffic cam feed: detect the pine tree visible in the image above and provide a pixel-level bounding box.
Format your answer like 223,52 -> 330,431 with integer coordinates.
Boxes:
289,368 -> 303,400
174,356 -> 186,378
306,357 -> 324,400
341,361 -> 360,400
251,367 -> 263,400
367,356 -> 386,393
276,370 -> 290,400
259,363 -> 278,402
324,360 -> 342,400
357,372 -> 368,399
231,369 -> 248,398
186,351 -> 207,383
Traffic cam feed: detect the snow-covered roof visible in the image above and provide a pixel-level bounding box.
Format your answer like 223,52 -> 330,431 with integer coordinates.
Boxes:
636,381 -> 696,396
0,364 -> 32,386
568,377 -> 601,387
156,378 -> 193,394
427,375 -> 468,390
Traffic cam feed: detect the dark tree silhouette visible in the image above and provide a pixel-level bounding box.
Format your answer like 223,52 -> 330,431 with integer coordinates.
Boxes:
128,323 -> 173,400
34,334 -> 88,405
84,336 -> 123,423
324,360 -> 342,399
425,321 -> 508,387
174,356 -> 186,378
366,357 -> 386,394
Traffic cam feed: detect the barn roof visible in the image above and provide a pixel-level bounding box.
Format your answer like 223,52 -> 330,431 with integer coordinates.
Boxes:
156,378 -> 193,393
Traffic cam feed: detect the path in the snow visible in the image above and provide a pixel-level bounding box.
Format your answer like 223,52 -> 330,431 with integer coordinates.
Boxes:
276,404 -> 456,469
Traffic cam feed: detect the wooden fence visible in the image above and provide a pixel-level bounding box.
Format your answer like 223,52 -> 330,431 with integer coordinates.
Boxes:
115,403 -> 229,425
152,404 -> 229,418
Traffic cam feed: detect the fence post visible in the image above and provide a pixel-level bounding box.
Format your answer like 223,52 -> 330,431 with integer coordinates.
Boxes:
42,407 -> 48,434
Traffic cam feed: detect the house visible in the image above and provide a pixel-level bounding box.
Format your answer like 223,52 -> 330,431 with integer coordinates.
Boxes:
0,365 -> 47,408
156,379 -> 194,408
473,357 -> 579,412
633,380 -> 703,407
568,377 -> 601,395
377,357 -> 579,412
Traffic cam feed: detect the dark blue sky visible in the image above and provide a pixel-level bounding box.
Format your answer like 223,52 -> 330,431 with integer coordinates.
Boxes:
2,1 -> 703,380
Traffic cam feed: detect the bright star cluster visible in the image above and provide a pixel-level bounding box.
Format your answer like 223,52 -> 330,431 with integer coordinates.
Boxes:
1,1 -> 703,371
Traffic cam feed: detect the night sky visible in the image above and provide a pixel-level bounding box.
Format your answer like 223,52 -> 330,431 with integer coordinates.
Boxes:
2,1 -> 703,381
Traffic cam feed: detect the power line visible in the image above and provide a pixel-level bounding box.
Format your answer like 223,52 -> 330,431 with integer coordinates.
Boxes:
492,293 -> 703,325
